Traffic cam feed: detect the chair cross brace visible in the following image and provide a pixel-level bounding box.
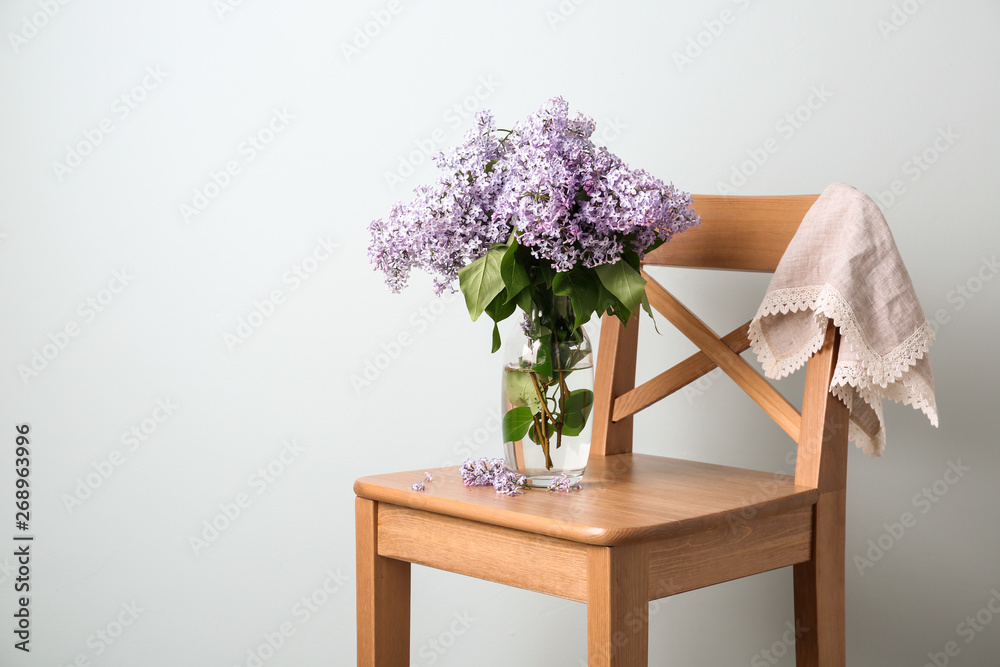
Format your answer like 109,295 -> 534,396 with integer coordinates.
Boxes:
612,320 -> 753,421
635,270 -> 802,443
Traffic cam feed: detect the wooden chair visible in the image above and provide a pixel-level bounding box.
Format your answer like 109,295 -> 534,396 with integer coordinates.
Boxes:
355,194 -> 851,666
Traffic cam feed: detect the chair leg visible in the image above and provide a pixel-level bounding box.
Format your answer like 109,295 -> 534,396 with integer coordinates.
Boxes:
587,543 -> 649,667
356,498 -> 410,667
793,490 -> 846,666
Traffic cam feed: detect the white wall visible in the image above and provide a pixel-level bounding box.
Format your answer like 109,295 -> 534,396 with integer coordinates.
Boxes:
1,1 -> 997,665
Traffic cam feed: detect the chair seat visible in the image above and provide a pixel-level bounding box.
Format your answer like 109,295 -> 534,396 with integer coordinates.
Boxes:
354,453 -> 818,547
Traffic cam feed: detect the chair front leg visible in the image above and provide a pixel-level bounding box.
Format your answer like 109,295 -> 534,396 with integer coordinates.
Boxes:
356,498 -> 410,667
587,543 -> 649,667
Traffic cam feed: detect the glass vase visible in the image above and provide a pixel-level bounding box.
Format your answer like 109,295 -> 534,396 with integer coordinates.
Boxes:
501,294 -> 594,488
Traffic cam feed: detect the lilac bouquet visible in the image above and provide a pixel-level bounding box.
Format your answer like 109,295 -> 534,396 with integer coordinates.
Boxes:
369,97 -> 698,471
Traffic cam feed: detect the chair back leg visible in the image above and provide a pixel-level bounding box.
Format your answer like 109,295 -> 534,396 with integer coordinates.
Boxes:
357,498 -> 411,667
792,490 -> 847,666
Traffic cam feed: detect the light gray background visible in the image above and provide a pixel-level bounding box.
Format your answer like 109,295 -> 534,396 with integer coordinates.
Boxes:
1,1 -> 997,665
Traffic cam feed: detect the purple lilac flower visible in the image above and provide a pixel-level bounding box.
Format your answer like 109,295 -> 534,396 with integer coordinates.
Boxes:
369,97 -> 698,292
459,457 -> 526,496
548,475 -> 581,492
368,111 -> 510,295
411,482 -> 425,492
459,457 -> 507,486
492,469 -> 527,496
424,472 -> 433,482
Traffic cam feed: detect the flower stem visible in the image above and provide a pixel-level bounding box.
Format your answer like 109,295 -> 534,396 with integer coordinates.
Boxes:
530,372 -> 554,424
556,369 -> 567,451
529,371 -> 555,469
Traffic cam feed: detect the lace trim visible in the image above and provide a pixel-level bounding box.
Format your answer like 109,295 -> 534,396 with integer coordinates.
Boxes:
830,384 -> 884,457
832,361 -> 939,428
749,286 -> 828,379
750,284 -> 939,457
900,370 -> 939,427
752,285 -> 936,385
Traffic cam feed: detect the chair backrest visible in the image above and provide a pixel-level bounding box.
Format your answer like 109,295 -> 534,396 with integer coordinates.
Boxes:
590,194 -> 850,493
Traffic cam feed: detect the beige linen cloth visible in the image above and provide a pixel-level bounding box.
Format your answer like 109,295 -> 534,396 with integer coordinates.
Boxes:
749,182 -> 938,456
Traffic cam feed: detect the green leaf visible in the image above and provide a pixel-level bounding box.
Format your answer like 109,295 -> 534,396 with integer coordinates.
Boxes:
641,291 -> 660,334
553,269 -> 600,330
596,284 -> 619,314
458,247 -> 506,321
597,284 -> 631,327
561,388 -> 595,436
535,261 -> 557,289
528,419 -> 554,445
504,369 -> 543,413
565,387 -> 594,416
623,250 -> 642,273
532,332 -> 553,377
502,407 -> 534,443
594,261 -> 648,315
484,290 -> 517,352
500,239 -> 531,303
646,236 -> 667,254
516,289 -> 533,313
485,289 -> 517,323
